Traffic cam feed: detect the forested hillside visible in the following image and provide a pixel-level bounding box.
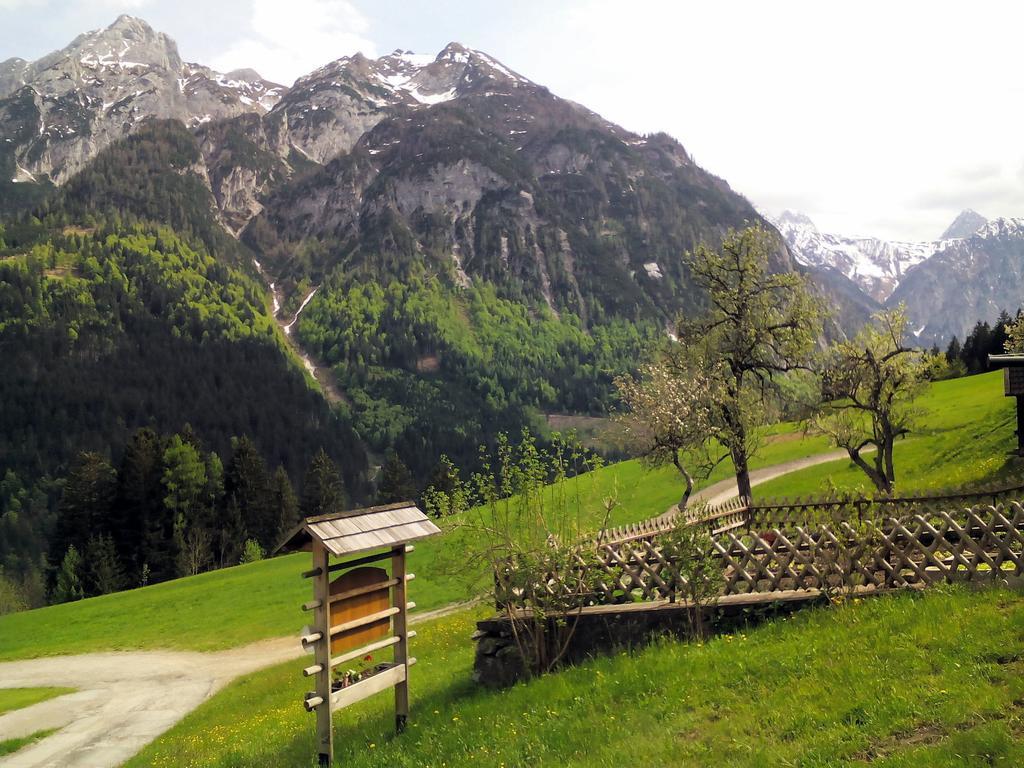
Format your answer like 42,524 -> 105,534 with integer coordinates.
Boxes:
0,221 -> 366,606
296,274 -> 658,477
0,19 -> 876,614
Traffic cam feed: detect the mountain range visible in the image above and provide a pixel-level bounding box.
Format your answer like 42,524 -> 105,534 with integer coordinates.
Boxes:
771,208 -> 1024,346
5,14 -> 1024,604
0,15 -> 796,500
2,14 -> 1023,495
1,16 -> 792,313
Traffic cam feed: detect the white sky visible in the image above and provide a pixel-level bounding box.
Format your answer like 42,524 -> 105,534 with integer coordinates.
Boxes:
3,0 -> 1023,241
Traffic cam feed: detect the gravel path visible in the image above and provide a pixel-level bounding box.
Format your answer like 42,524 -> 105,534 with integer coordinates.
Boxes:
690,448 -> 855,508
0,601 -> 470,768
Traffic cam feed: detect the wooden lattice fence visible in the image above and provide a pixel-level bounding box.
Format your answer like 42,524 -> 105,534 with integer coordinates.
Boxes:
595,476 -> 1024,548
498,501 -> 1024,608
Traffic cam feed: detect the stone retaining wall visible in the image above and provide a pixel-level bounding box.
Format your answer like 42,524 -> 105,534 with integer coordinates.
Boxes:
473,595 -> 822,688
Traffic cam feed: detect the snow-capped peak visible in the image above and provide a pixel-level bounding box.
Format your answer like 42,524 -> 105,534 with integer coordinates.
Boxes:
770,211 -> 945,302
291,42 -> 531,113
776,209 -> 819,233
939,208 -> 988,240
976,216 -> 1024,240
770,208 -> 1005,303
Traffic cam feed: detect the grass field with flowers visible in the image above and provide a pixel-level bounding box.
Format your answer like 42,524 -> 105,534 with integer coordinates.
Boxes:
126,587 -> 1024,767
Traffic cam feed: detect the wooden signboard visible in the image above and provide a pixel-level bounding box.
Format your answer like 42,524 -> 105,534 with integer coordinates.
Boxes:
329,566 -> 391,655
277,502 -> 441,767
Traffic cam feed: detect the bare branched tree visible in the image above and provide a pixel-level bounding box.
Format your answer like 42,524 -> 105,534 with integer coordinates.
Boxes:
428,431 -> 616,677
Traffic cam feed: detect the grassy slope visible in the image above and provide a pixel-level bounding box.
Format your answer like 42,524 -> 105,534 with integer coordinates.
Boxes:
126,587 -> 1024,768
0,687 -> 73,716
0,425 -> 827,662
756,370 -> 1019,498
0,372 -> 1011,661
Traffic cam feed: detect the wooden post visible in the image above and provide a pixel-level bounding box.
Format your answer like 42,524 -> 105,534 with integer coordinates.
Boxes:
391,544 -> 409,733
1016,396 -> 1024,456
313,541 -> 333,766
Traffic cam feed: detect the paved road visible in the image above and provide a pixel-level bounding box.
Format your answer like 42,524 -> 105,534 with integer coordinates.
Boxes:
0,602 -> 468,768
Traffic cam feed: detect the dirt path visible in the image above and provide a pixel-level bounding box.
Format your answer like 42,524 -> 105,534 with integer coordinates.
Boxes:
691,449 -> 856,508
0,602 -> 472,768
652,447 -> 867,524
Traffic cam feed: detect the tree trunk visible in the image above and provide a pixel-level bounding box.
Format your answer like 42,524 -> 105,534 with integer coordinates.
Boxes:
882,434 -> 896,489
672,452 -> 694,510
849,447 -> 890,494
731,445 -> 753,505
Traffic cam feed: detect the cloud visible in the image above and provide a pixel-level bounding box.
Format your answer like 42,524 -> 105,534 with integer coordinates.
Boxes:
0,0 -> 45,8
0,0 -> 150,8
534,0 -> 1024,241
210,0 -> 376,86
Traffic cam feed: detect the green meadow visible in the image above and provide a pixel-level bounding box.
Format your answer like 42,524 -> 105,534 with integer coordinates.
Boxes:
0,371 -> 1016,662
126,588 -> 1024,768
1,371 -> 1022,766
756,370 -> 1019,498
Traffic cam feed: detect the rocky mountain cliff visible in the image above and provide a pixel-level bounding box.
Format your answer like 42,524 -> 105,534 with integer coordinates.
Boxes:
236,45 -> 800,325
770,210 -> 950,302
940,208 -> 988,240
890,218 -> 1024,345
0,15 -> 282,187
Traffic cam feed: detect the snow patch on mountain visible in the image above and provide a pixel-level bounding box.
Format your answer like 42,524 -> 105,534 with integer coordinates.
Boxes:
769,210 -> 985,302
0,15 -> 284,184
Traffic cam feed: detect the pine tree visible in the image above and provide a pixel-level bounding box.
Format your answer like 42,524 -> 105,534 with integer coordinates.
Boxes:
301,448 -> 347,518
270,465 -> 300,548
224,436 -> 273,548
378,449 -> 417,504
51,452 -> 116,574
84,534 -> 124,596
112,428 -> 165,582
52,545 -> 85,604
945,335 -> 962,364
162,435 -> 208,578
217,495 -> 246,568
